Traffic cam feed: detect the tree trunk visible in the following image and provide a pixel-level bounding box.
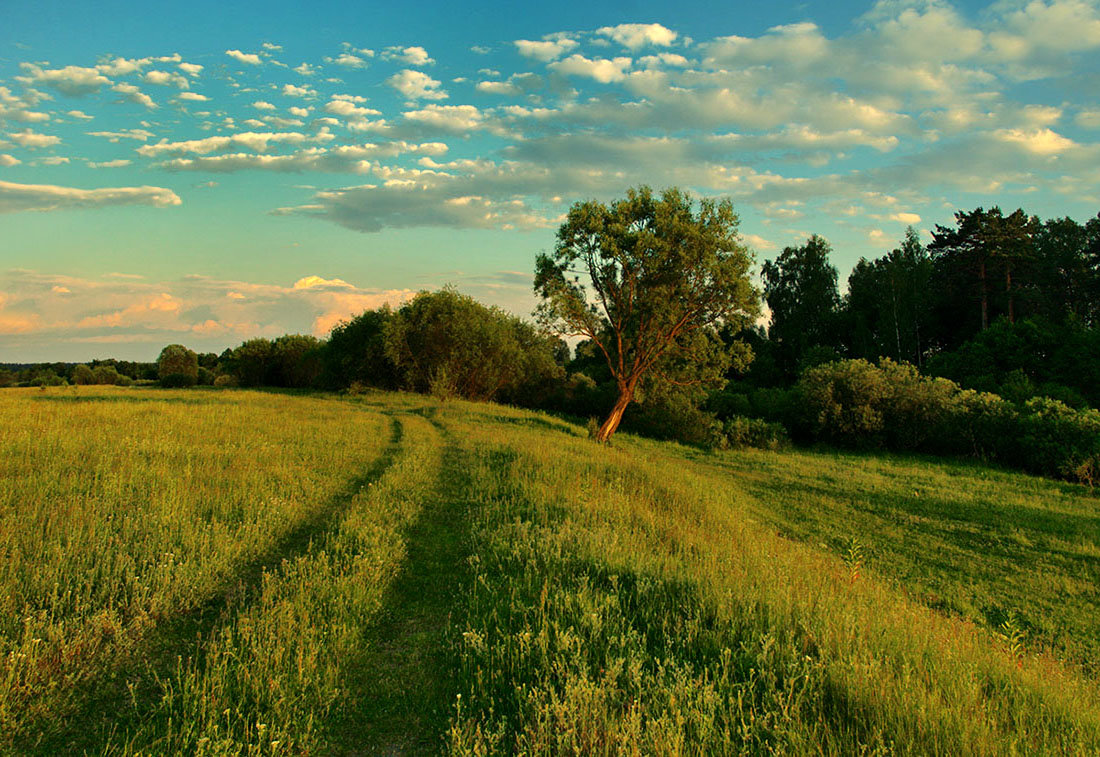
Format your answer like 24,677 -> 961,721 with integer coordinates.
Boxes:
979,259 -> 989,330
595,385 -> 634,442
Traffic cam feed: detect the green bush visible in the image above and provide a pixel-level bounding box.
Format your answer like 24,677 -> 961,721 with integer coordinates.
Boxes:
213,374 -> 238,388
796,358 -> 1100,485
722,415 -> 789,450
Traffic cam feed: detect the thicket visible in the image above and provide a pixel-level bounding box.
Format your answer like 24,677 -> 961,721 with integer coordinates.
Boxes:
793,359 -> 1100,484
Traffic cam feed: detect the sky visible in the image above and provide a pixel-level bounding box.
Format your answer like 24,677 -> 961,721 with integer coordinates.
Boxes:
1,0 -> 1099,361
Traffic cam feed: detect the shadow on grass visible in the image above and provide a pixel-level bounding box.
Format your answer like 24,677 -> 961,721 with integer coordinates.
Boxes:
327,417 -> 475,755
13,416 -> 405,755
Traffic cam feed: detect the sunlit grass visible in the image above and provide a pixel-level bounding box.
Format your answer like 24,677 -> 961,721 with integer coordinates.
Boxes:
1,386 -> 1098,754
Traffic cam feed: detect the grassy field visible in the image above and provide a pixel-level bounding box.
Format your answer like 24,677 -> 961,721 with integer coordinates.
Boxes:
1,385 -> 1098,754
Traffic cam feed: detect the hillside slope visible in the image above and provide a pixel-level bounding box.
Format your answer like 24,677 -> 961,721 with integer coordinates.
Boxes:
1,386 -> 1098,754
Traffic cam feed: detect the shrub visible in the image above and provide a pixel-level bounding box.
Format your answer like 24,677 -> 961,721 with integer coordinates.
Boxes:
197,367 -> 215,386
72,364 -> 95,385
91,365 -> 125,385
723,415 -> 789,450
213,374 -> 238,388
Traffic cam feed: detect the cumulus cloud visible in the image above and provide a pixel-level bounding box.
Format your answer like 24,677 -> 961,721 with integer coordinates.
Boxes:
514,37 -> 579,61
402,104 -> 483,131
18,63 -> 111,96
144,70 -> 190,88
137,129 -> 335,156
549,54 -> 632,83
176,92 -> 208,101
387,69 -> 447,100
111,83 -> 157,109
0,154 -> 21,167
596,23 -> 678,49
88,128 -> 155,142
383,45 -> 434,65
0,180 -> 180,213
154,141 -> 447,173
8,128 -> 61,148
226,49 -> 263,65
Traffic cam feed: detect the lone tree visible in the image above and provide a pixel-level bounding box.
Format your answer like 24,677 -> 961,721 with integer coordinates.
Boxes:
535,186 -> 759,442
157,344 -> 198,387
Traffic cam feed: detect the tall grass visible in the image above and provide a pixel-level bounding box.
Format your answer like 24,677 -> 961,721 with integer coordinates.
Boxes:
1,387 -> 1098,754
0,386 -> 391,749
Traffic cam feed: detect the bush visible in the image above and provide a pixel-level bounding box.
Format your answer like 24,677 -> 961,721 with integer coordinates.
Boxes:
72,364 -> 95,385
722,415 -> 789,450
91,365 -> 125,385
197,367 -> 215,386
213,374 -> 238,388
796,357 -> 1100,485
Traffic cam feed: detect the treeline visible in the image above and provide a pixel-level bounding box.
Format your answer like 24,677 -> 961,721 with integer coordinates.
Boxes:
0,359 -> 157,388
746,208 -> 1100,405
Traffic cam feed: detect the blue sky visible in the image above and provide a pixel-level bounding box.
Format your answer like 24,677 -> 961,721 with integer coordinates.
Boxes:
2,0 -> 1099,360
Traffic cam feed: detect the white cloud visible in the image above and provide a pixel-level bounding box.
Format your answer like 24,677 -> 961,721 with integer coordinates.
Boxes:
328,53 -> 369,68
138,129 -> 335,156
0,180 -> 180,213
289,106 -> 310,117
0,154 -> 20,167
890,211 -> 922,224
88,159 -> 132,168
476,80 -> 521,95
8,129 -> 61,148
994,127 -> 1076,155
111,83 -> 157,109
88,128 -> 155,142
387,69 -> 447,100
226,49 -> 263,65
596,23 -> 678,49
144,70 -> 190,88
549,54 -> 632,83
514,38 -> 578,61
18,63 -> 110,96
178,62 -> 203,76
402,104 -> 483,131
383,45 -> 434,65
154,141 -> 445,173
294,62 -> 319,76
177,92 -> 209,102
283,83 -> 317,98
252,100 -> 277,110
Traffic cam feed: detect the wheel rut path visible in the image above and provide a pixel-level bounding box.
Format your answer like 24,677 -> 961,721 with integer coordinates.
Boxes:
18,415 -> 406,755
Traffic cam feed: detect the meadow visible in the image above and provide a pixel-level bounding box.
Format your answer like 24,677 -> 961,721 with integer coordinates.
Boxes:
1,385 -> 1098,754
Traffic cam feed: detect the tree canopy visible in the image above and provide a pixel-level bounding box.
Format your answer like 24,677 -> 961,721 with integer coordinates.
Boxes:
534,186 -> 758,441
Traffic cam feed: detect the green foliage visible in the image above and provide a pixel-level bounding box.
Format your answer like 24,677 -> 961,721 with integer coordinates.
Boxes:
762,234 -> 840,375
722,415 -> 789,450
535,185 -> 759,441
272,334 -> 324,388
230,338 -> 273,387
157,344 -> 198,387
322,307 -> 398,390
384,288 -> 558,402
72,364 -> 95,385
843,227 -> 933,366
213,373 -> 237,388
797,358 -> 1100,484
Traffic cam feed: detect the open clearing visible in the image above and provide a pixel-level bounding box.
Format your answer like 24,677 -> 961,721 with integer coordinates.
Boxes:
2,386 -> 1099,754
